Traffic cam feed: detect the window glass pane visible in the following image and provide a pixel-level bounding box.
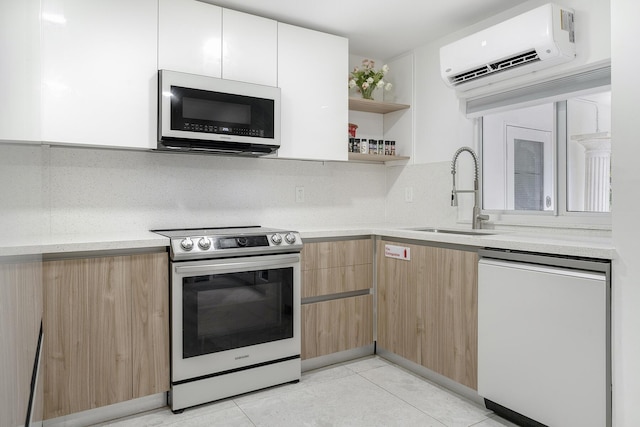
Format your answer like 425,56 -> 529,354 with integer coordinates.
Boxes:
514,139 -> 545,210
566,91 -> 611,212
482,103 -> 555,211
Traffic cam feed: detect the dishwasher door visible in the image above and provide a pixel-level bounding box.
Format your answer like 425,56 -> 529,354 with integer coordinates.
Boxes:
478,255 -> 609,427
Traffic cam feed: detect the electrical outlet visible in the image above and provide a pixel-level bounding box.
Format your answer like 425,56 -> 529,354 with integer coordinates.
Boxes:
405,187 -> 413,203
295,186 -> 305,203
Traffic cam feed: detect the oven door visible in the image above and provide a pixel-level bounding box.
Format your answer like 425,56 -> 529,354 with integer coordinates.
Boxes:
171,253 -> 300,382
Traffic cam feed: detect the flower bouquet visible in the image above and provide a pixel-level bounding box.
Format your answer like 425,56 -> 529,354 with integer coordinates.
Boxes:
348,59 -> 392,100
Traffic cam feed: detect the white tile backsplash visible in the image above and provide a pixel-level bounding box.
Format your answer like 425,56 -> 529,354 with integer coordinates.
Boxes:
45,145 -> 389,234
385,161 -> 458,227
0,144 -> 46,241
1,143 -> 464,239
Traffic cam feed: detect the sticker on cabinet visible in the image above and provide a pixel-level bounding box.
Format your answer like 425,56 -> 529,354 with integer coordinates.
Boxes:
384,244 -> 411,260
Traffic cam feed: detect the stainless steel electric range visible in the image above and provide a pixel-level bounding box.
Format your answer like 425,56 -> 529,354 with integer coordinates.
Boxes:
152,226 -> 303,413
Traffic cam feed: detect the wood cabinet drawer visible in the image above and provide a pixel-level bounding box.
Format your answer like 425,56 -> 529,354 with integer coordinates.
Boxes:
301,294 -> 373,360
301,239 -> 372,270
302,264 -> 372,298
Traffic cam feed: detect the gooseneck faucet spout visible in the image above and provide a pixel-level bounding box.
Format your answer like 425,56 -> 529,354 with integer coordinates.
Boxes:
450,147 -> 489,229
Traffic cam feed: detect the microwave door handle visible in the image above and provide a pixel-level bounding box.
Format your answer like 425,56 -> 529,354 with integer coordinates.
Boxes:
175,256 -> 300,275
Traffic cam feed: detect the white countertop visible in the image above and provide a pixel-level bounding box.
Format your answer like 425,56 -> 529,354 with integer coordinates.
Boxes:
0,231 -> 169,257
299,224 -> 615,260
0,224 -> 615,260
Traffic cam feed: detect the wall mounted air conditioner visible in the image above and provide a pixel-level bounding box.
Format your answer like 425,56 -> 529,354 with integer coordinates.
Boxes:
440,3 -> 575,92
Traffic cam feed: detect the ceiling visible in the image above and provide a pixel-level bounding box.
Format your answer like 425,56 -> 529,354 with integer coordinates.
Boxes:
203,0 -> 531,60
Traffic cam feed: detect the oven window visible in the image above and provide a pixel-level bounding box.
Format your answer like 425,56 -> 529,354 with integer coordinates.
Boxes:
182,267 -> 293,358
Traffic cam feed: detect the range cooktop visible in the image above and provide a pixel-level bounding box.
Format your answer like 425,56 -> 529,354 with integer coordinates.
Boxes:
152,226 -> 303,260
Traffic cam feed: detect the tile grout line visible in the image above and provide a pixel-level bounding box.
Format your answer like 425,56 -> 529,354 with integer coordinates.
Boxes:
232,400 -> 258,427
353,366 -> 448,427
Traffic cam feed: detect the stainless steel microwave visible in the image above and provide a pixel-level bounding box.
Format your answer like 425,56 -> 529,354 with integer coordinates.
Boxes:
158,70 -> 281,155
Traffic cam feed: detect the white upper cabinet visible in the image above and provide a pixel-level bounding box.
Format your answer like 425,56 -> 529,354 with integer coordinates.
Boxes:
158,0 -> 222,77
0,0 -> 41,143
222,9 -> 277,86
277,23 -> 348,161
41,0 -> 158,149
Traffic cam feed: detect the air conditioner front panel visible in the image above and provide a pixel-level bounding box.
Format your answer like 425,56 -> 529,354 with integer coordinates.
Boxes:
440,3 -> 575,91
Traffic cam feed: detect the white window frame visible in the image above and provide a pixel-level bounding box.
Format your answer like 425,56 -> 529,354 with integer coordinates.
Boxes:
477,95 -> 611,230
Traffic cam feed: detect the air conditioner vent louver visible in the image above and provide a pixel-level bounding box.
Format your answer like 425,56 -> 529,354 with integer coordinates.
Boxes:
449,50 -> 540,86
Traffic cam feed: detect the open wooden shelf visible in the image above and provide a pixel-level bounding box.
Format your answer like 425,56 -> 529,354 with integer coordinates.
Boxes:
348,98 -> 410,114
348,153 -> 410,163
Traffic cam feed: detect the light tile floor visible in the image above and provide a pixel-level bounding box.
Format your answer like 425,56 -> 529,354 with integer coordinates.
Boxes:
99,356 -> 518,427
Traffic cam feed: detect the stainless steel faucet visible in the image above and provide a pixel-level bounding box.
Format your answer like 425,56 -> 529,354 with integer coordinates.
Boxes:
450,146 -> 489,229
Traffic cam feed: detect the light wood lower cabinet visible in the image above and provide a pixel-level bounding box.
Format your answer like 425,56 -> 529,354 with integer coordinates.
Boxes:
43,252 -> 169,419
300,238 -> 374,360
377,240 -> 478,390
0,257 -> 43,427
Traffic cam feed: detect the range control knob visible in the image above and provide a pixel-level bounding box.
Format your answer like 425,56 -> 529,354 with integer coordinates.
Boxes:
270,233 -> 283,245
180,237 -> 194,251
198,237 -> 212,250
284,233 -> 297,245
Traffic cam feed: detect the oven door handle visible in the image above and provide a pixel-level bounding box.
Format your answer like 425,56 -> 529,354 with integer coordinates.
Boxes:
174,255 -> 300,275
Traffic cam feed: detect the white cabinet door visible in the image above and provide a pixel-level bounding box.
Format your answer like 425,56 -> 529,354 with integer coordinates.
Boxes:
222,9 -> 277,87
158,0 -> 222,78
41,0 -> 158,149
277,23 -> 348,161
0,0 -> 41,142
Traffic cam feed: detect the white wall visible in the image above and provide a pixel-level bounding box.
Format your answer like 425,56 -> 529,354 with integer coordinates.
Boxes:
611,1 -> 640,425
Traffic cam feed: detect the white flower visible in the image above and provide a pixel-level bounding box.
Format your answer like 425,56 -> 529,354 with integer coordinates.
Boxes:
385,82 -> 393,91
382,64 -> 389,74
366,77 -> 374,84
348,79 -> 357,88
376,79 -> 385,88
362,81 -> 370,89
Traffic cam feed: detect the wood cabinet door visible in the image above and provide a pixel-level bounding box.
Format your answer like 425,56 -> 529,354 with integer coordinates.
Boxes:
421,246 -> 478,390
0,258 -> 43,426
43,257 -> 131,419
131,252 -> 170,398
43,252 -> 169,419
376,241 -> 423,364
302,294 -> 373,360
376,240 -> 478,389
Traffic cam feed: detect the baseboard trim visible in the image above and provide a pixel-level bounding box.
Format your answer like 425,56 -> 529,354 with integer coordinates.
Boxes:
376,347 -> 485,406
43,393 -> 166,427
301,345 -> 375,372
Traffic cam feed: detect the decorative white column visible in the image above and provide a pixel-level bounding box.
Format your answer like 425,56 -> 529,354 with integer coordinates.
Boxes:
573,132 -> 611,212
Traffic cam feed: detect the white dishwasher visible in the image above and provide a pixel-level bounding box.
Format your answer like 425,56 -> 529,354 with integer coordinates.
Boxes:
477,249 -> 610,427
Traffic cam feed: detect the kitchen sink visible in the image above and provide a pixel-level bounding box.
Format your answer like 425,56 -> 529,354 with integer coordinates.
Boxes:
410,227 -> 496,236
